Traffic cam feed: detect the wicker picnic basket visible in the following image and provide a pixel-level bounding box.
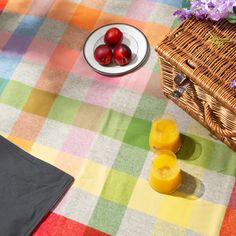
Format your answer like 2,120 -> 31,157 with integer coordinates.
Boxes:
156,17 -> 236,151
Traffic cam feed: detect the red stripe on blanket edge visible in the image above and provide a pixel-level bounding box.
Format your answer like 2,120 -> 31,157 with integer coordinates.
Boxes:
220,208 -> 236,236
0,0 -> 7,10
32,212 -> 111,236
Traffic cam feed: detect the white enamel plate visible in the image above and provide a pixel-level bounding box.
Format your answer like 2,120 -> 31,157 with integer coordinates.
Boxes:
83,23 -> 150,76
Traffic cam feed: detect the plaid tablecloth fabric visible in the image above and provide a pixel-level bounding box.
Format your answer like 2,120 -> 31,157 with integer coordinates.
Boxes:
0,0 -> 235,235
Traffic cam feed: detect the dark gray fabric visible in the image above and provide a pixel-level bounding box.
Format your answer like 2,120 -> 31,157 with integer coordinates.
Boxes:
0,136 -> 74,236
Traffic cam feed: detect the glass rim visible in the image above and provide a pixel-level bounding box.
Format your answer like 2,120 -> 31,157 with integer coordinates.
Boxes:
152,114 -> 176,122
152,149 -> 177,159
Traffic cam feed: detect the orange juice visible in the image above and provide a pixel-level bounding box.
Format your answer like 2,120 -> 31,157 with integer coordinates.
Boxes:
149,150 -> 181,194
149,119 -> 181,153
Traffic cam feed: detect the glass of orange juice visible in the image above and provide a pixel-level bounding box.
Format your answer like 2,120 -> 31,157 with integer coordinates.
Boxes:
149,116 -> 181,153
149,150 -> 181,194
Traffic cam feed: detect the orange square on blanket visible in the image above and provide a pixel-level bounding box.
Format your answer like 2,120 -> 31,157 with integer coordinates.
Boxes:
94,12 -> 123,28
36,68 -> 68,94
143,22 -> 170,45
122,17 -> 146,31
8,135 -> 33,151
5,0 -> 32,14
11,112 -> 45,141
48,0 -> 77,22
70,5 -> 101,30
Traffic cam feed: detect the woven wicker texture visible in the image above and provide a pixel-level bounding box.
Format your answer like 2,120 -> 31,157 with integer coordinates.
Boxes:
157,17 -> 236,151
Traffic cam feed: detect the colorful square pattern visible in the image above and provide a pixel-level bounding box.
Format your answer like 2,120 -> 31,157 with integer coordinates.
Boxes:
89,198 -> 126,235
0,1 -> 235,236
101,169 -> 137,205
0,80 -> 32,109
3,33 -> 33,55
62,127 -> 96,157
23,88 -> 57,116
48,95 -> 81,124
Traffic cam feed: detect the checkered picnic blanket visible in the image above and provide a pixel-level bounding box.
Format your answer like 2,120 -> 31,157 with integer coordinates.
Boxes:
0,0 -> 235,235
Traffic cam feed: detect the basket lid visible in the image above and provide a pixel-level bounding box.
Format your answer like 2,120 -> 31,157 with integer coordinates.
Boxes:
157,18 -> 236,114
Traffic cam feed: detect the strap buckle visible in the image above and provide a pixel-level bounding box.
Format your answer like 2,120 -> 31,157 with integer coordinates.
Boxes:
170,72 -> 190,99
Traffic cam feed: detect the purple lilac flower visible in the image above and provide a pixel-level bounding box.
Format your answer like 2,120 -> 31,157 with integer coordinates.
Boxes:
205,0 -> 235,21
174,0 -> 236,21
230,79 -> 236,88
173,9 -> 193,21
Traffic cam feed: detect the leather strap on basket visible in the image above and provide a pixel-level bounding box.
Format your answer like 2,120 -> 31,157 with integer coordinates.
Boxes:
204,103 -> 236,138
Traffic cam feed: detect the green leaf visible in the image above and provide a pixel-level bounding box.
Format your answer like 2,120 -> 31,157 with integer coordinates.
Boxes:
182,0 -> 191,9
233,6 -> 236,15
225,15 -> 236,24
